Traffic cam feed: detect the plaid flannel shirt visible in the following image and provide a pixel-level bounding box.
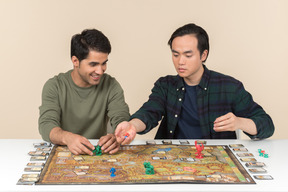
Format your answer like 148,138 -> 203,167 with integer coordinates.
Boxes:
131,65 -> 274,139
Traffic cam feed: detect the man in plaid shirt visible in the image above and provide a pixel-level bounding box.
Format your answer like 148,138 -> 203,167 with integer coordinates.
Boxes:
115,23 -> 274,143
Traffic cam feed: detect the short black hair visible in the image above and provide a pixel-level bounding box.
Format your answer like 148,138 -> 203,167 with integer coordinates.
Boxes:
168,23 -> 209,62
71,29 -> 111,62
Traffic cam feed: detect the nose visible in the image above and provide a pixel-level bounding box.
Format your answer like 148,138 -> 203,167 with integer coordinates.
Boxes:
179,55 -> 186,65
94,65 -> 105,75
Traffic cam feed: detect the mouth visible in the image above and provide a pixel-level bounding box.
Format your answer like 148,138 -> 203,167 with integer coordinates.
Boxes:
178,68 -> 186,73
91,74 -> 101,81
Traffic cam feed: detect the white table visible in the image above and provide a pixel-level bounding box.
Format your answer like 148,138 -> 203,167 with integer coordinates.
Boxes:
0,139 -> 286,192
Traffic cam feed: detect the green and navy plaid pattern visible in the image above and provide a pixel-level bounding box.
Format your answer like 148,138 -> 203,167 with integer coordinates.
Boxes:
131,65 -> 274,139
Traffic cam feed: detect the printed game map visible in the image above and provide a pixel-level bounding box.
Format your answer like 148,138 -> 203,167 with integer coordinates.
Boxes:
37,144 -> 255,184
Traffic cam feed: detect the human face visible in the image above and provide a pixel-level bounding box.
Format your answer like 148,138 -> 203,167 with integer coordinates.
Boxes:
71,50 -> 108,87
171,35 -> 207,86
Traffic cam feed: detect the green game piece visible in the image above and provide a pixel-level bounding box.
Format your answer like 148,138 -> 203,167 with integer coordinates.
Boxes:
144,162 -> 154,175
143,162 -> 151,168
92,145 -> 102,156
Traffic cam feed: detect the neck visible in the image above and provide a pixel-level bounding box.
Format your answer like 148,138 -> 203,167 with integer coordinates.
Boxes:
183,66 -> 204,86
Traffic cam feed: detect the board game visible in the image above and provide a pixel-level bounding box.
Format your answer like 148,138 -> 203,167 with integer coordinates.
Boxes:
37,144 -> 255,184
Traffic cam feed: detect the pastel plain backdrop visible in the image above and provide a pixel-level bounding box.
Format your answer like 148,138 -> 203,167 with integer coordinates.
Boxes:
0,0 -> 287,139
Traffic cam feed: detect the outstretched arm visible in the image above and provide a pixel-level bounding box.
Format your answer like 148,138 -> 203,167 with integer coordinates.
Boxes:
115,119 -> 146,145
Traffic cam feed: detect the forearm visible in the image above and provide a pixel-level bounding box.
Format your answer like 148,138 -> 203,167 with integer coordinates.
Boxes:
238,117 -> 257,135
49,127 -> 71,145
130,119 -> 146,133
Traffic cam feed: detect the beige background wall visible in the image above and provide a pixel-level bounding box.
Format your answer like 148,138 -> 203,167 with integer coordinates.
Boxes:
0,0 -> 287,140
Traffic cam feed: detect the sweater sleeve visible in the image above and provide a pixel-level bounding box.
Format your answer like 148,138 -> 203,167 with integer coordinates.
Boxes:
38,78 -> 61,142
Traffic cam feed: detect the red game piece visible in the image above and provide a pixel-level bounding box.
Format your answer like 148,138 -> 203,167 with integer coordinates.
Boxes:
195,141 -> 204,159
124,133 -> 130,139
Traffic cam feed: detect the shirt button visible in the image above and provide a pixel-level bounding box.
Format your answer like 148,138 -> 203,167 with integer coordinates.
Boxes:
204,87 -> 207,90
170,130 -> 173,134
175,114 -> 178,118
176,89 -> 179,91
179,98 -> 182,101
182,88 -> 185,91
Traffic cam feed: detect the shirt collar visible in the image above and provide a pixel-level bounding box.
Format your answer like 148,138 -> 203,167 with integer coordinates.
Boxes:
176,64 -> 210,91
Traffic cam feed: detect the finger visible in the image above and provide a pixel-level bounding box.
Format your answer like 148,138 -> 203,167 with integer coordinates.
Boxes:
108,144 -> 120,154
98,134 -> 113,147
101,138 -> 115,152
78,144 -> 93,156
103,141 -> 118,153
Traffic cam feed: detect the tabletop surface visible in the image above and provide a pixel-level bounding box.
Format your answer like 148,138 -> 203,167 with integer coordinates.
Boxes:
0,139 -> 286,192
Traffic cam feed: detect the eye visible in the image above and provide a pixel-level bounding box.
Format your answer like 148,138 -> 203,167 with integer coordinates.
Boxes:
173,54 -> 179,57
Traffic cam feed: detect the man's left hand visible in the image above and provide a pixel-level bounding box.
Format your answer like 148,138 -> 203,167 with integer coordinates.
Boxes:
98,134 -> 120,154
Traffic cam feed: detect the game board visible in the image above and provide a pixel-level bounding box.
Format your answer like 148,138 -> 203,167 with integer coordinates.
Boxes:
37,144 -> 255,184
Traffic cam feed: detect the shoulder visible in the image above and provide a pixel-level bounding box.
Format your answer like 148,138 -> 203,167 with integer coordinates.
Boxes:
155,75 -> 181,86
207,69 -> 245,92
43,71 -> 71,88
209,69 -> 242,85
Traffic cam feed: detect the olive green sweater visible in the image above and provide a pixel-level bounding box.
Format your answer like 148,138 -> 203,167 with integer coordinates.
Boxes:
39,70 -> 130,142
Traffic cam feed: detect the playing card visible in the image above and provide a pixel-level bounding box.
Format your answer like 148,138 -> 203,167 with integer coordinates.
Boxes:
179,140 -> 190,144
30,156 -> 46,161
240,158 -> 257,162
233,148 -> 248,152
253,175 -> 273,180
162,140 -> 172,144
237,153 -> 254,157
229,144 -> 244,148
248,168 -> 267,173
146,141 -> 156,145
245,162 -> 266,167
24,167 -> 43,172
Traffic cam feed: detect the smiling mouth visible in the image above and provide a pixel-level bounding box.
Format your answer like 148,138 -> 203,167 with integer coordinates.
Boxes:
91,74 -> 100,80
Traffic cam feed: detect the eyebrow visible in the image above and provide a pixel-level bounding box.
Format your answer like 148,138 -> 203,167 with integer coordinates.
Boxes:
172,50 -> 193,54
89,59 -> 108,65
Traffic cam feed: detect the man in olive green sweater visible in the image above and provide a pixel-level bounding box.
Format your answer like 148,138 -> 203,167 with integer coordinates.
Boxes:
39,29 -> 130,155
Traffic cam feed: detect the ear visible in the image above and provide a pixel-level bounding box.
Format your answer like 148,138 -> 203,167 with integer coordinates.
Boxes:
71,56 -> 80,68
200,50 -> 208,62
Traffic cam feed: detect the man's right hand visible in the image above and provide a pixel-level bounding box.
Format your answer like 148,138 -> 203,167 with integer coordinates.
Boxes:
50,127 -> 94,156
63,132 -> 95,156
